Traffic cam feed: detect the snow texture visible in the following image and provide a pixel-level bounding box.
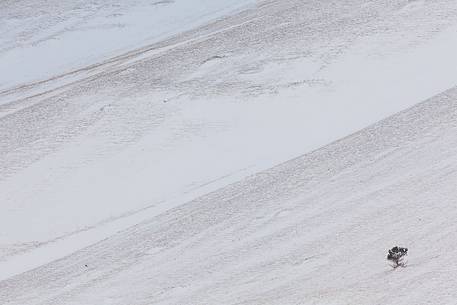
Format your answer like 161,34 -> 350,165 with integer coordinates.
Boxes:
1,0 -> 457,304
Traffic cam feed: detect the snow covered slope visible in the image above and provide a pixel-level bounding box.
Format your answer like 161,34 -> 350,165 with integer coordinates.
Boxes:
1,0 -> 457,302
2,85 -> 457,305
0,0 -> 255,92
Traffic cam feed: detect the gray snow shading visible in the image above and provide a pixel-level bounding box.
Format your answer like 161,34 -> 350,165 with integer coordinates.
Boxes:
2,87 -> 457,304
1,0 -> 457,304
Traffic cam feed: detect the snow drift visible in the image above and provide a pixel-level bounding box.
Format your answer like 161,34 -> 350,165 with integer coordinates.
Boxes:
1,0 -> 457,304
2,85 -> 457,305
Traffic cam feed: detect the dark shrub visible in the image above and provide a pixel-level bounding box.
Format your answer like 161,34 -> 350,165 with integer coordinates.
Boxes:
387,246 -> 408,268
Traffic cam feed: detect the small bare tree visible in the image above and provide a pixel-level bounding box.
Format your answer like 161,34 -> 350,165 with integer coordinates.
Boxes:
387,246 -> 408,268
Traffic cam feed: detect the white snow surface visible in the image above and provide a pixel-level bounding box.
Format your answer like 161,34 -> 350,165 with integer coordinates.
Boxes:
4,87 -> 457,305
0,0 -> 255,92
1,0 -> 457,304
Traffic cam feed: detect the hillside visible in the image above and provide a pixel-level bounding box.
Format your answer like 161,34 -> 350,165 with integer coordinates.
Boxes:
2,86 -> 457,304
1,0 -> 457,304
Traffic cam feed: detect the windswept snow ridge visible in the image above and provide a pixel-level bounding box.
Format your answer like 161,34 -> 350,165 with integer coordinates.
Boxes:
0,0 -> 255,93
2,86 -> 457,305
1,0 -> 457,303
